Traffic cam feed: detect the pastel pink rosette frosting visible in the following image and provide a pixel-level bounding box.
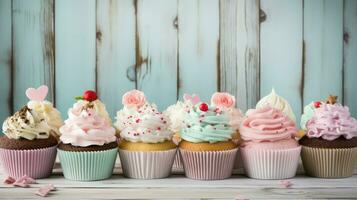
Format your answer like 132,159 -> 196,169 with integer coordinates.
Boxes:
59,102 -> 116,147
306,103 -> 357,140
211,92 -> 243,131
240,107 -> 299,148
211,92 -> 235,108
122,90 -> 146,108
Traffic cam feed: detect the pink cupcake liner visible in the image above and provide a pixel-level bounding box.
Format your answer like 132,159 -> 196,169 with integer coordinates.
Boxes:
179,148 -> 238,180
172,151 -> 184,172
0,146 -> 57,179
118,148 -> 177,179
240,146 -> 301,179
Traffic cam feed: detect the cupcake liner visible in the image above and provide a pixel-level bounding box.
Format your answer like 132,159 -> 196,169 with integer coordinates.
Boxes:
58,148 -> 117,181
118,148 -> 177,179
172,151 -> 184,172
179,148 -> 238,180
240,146 -> 301,179
0,146 -> 57,179
301,146 -> 357,178
234,148 -> 244,169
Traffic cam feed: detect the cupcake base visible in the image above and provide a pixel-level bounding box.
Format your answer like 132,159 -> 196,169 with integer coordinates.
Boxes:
180,148 -> 238,180
240,146 -> 301,180
58,148 -> 117,181
119,148 -> 177,179
301,146 -> 357,178
0,146 -> 57,179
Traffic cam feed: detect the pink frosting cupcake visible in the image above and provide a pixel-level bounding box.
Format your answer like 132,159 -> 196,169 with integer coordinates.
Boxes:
300,95 -> 357,178
239,90 -> 301,179
58,90 -> 118,181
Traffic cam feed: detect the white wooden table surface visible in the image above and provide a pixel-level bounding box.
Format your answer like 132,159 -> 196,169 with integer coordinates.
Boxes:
1,159 -> 357,200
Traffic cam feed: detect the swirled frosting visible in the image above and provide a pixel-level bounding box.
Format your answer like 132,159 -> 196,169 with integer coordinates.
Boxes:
70,100 -> 112,124
164,100 -> 193,133
2,101 -> 63,140
59,100 -> 116,147
256,88 -> 296,122
226,108 -> 243,132
239,107 -> 298,148
306,103 -> 357,140
300,102 -> 315,130
180,104 -> 235,143
115,103 -> 173,143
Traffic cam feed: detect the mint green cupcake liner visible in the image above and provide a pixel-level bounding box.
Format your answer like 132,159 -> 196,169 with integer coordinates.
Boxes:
58,148 -> 117,181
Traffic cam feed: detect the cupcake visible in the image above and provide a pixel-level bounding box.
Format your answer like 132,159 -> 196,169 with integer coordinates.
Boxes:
58,90 -> 117,181
0,85 -> 62,178
164,94 -> 200,171
300,95 -> 357,178
239,89 -> 301,179
115,90 -> 176,179
179,92 -> 240,180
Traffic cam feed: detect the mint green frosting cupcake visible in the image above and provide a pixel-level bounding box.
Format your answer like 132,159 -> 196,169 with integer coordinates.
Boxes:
300,102 -> 315,130
180,104 -> 234,143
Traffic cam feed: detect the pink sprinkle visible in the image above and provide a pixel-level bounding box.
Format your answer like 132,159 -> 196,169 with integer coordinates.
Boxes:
35,184 -> 56,197
280,180 -> 293,188
157,127 -> 161,131
13,182 -> 29,188
136,119 -> 140,123
3,176 -> 15,184
16,175 -> 36,184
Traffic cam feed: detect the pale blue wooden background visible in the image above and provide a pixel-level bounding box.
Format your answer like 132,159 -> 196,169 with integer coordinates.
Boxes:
0,0 -> 356,129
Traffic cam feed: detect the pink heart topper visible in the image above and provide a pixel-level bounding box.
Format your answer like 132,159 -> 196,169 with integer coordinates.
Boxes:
25,85 -> 48,101
183,94 -> 200,105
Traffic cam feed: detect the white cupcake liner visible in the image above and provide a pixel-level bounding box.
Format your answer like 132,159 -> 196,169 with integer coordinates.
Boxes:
172,151 -> 184,172
240,146 -> 301,179
179,148 -> 238,180
301,146 -> 357,178
118,148 -> 177,179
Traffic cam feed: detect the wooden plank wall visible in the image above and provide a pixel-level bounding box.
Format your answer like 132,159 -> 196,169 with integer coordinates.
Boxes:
0,0 -> 356,126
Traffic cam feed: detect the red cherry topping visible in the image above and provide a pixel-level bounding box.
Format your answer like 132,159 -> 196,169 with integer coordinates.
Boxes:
83,90 -> 97,102
314,101 -> 322,108
199,103 -> 209,112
